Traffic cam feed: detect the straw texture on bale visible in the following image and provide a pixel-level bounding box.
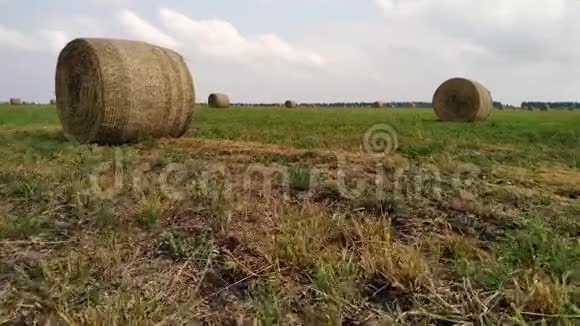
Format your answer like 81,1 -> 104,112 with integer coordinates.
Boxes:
285,100 -> 297,108
432,78 -> 493,122
55,38 -> 195,144
208,93 -> 230,108
10,98 -> 22,105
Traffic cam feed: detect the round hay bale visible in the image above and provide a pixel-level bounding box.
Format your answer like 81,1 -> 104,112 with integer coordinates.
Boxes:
55,38 -> 195,144
285,100 -> 297,108
10,98 -> 22,105
432,78 -> 493,122
208,93 -> 230,109
371,101 -> 384,108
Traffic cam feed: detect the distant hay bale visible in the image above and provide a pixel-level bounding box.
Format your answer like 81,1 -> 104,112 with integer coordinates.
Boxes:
208,93 -> 230,109
285,100 -> 297,108
371,101 -> 384,108
55,38 -> 195,144
432,78 -> 493,122
10,98 -> 22,105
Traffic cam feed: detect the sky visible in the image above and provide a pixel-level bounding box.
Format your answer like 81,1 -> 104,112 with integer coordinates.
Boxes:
0,0 -> 579,105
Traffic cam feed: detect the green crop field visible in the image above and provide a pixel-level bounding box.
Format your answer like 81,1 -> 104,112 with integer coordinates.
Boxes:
1,104 -> 579,324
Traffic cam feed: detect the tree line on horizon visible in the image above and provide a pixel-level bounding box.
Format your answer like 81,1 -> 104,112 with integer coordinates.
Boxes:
222,101 -> 580,109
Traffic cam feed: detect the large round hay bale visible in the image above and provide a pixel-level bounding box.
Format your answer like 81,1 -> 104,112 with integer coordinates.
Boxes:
371,101 -> 384,108
208,93 -> 230,109
10,98 -> 22,105
55,38 -> 195,144
432,78 -> 493,122
285,100 -> 297,108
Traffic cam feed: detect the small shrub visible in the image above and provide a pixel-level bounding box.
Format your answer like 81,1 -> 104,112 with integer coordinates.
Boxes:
289,166 -> 311,192
159,231 -> 213,263
138,197 -> 161,229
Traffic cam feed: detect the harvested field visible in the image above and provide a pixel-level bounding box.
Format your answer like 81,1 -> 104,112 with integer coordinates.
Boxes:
0,104 -> 579,325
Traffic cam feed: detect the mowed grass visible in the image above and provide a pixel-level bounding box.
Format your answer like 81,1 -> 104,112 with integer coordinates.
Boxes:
0,104 -> 579,324
3,104 -> 578,167
0,104 -> 60,126
192,106 -> 580,168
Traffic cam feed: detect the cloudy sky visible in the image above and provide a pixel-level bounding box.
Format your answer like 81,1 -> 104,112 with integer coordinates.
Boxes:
0,0 -> 578,105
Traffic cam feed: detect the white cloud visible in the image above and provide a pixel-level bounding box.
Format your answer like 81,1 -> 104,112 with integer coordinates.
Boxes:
117,9 -> 178,48
375,0 -> 436,16
482,0 -> 565,23
159,8 -> 325,67
369,0 -> 580,104
0,25 -> 67,54
375,0 -> 566,23
1,1 -> 580,104
0,25 -> 38,52
90,0 -> 132,7
40,30 -> 68,54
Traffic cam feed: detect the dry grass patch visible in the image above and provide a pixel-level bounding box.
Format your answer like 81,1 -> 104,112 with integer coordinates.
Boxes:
510,272 -> 574,316
355,219 -> 431,290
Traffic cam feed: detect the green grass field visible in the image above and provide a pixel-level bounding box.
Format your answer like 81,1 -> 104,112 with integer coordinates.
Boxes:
3,105 -> 580,167
1,104 -> 579,324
